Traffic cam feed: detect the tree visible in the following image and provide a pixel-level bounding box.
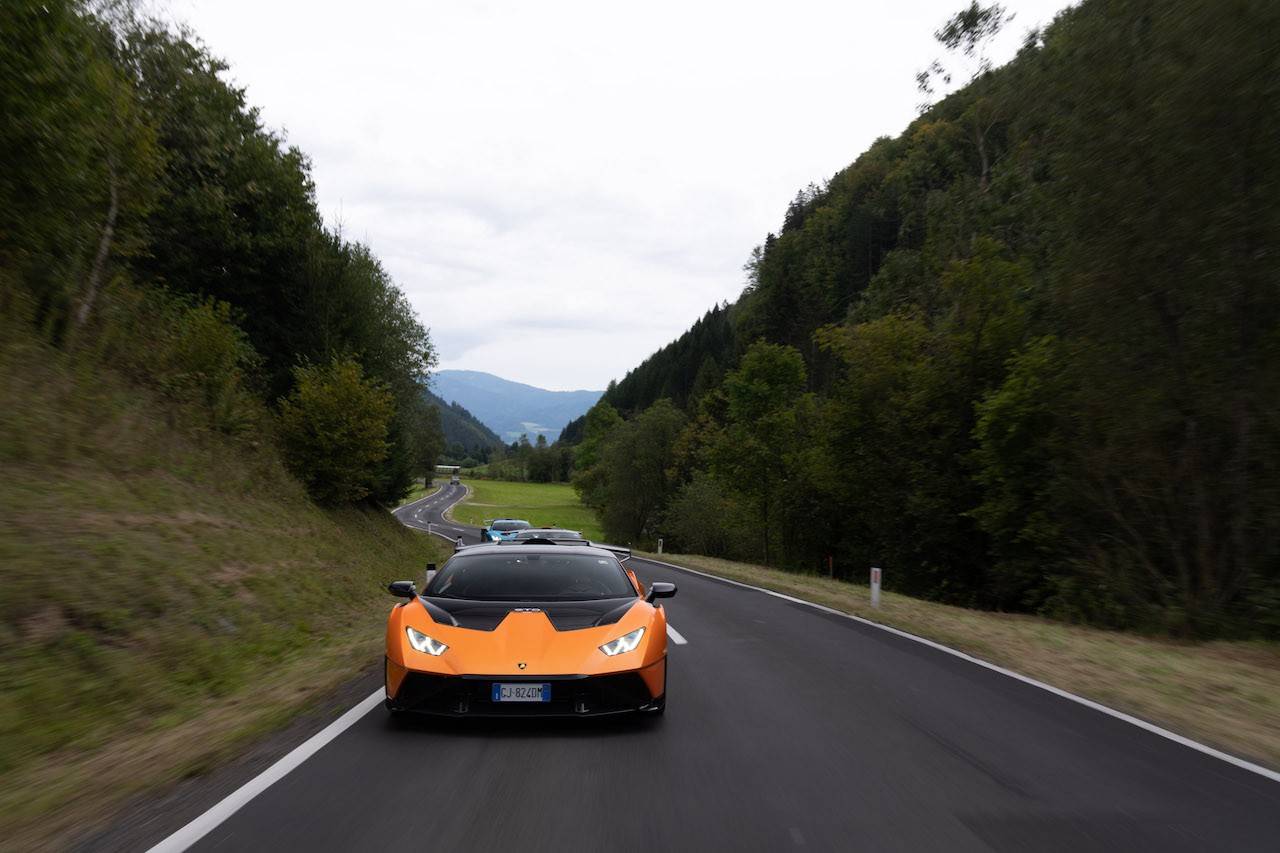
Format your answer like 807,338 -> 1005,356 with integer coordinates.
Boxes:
1027,0 -> 1280,634
527,433 -> 556,483
661,472 -> 737,558
404,396 -> 445,486
597,400 -> 686,544
970,336 -> 1079,615
314,241 -> 436,503
916,2 -> 1015,190
277,356 -> 394,506
0,0 -> 159,340
98,288 -> 263,436
571,399 -> 623,509
122,23 -> 321,394
706,341 -> 809,565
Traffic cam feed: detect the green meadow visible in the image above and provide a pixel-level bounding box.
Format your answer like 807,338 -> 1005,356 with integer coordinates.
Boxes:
449,480 -> 605,542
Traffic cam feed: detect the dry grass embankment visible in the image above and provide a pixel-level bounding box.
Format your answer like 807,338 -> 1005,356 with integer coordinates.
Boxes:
0,332 -> 449,851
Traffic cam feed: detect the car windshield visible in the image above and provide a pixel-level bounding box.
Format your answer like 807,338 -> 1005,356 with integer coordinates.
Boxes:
425,551 -> 636,601
491,520 -> 530,532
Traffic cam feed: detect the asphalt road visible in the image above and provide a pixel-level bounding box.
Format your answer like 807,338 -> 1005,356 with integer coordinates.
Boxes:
124,485 -> 1280,852
392,480 -> 479,547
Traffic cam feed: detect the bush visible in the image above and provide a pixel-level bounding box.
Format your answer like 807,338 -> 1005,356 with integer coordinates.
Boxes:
95,286 -> 263,436
277,356 -> 394,505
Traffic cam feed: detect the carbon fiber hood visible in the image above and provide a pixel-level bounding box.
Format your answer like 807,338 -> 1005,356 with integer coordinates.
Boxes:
420,596 -> 636,631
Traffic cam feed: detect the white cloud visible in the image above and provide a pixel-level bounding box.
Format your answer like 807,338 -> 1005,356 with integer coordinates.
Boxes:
162,0 -> 1074,391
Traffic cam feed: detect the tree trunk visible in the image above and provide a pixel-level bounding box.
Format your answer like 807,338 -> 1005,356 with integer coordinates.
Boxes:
78,153 -> 119,329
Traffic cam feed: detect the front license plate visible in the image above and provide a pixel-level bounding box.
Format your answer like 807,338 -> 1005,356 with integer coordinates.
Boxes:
492,683 -> 551,702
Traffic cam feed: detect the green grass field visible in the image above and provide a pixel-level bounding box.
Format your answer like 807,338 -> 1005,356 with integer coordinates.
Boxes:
448,480 -> 604,541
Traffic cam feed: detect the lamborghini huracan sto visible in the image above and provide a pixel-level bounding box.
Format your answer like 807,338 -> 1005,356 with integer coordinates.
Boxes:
385,542 -> 676,717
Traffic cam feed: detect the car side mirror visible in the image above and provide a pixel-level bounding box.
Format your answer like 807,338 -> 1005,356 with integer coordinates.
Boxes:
645,582 -> 676,603
388,580 -> 416,598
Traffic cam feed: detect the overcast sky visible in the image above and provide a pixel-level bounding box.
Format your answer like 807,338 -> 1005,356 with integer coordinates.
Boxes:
159,0 -> 1074,392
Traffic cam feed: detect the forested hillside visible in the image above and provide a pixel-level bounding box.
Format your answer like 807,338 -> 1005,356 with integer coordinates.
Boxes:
580,0 -> 1280,638
602,303 -> 737,417
2,0 -> 444,506
1,2 -> 455,842
426,388 -> 501,462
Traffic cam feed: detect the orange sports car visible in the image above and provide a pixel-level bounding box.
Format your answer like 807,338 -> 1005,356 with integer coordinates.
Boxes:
384,541 -> 676,717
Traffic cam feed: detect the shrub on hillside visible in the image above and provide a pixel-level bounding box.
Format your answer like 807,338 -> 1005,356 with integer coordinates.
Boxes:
277,356 -> 394,505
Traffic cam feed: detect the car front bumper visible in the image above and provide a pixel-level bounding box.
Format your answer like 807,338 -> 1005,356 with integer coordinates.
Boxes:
385,658 -> 666,717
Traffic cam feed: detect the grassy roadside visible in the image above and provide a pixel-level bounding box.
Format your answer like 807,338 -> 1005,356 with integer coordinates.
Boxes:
0,337 -> 451,850
643,552 -> 1280,773
0,464 -> 451,851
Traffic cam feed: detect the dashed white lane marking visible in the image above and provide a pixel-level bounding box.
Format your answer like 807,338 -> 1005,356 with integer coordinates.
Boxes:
666,624 -> 687,644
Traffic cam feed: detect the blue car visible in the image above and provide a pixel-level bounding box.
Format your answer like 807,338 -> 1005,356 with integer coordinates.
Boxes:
481,518 -> 532,542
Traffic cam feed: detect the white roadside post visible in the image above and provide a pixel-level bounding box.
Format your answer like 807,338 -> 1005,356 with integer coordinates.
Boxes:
871,563 -> 882,609
657,538 -> 664,555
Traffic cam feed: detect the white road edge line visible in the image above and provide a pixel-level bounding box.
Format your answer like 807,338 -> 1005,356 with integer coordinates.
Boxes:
666,624 -> 687,645
642,556 -> 1280,785
146,690 -> 385,853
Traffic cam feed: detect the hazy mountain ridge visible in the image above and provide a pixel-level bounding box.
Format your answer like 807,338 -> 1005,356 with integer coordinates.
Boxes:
431,370 -> 603,443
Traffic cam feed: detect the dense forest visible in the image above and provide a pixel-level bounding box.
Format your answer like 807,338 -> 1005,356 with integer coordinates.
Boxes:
1,0 -> 445,505
574,0 -> 1280,638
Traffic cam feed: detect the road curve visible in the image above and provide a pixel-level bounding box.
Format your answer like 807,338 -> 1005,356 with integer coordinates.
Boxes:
392,481 -> 481,547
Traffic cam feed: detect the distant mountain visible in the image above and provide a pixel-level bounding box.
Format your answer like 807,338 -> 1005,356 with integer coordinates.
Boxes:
431,370 -> 603,443
423,388 -> 501,451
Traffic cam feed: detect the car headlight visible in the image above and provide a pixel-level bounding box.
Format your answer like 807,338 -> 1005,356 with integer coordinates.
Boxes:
599,627 -> 645,656
406,627 -> 448,655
